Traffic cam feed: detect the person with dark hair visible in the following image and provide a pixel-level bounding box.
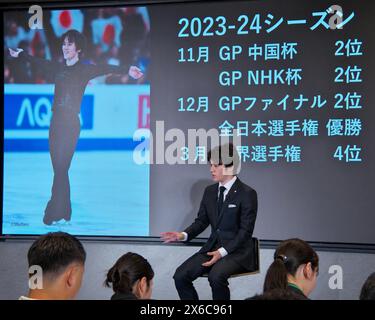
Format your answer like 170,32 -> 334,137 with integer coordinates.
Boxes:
8,29 -> 143,225
105,252 -> 154,300
263,238 -> 319,300
359,272 -> 375,300
161,143 -> 258,300
20,232 -> 86,300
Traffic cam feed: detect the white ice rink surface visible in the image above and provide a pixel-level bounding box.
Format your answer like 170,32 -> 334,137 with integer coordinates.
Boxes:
3,150 -> 149,236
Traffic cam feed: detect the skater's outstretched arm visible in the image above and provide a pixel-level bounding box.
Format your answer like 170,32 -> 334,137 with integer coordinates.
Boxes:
8,48 -> 60,78
84,62 -> 143,81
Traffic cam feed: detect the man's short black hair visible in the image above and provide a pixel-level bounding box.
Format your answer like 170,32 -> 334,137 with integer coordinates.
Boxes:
207,142 -> 239,169
28,232 -> 86,278
360,272 -> 375,300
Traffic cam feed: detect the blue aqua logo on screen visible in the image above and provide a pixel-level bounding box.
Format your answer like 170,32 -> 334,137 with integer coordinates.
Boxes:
4,94 -> 94,129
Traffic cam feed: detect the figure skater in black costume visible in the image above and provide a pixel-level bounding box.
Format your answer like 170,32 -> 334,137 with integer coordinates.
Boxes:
9,29 -> 143,225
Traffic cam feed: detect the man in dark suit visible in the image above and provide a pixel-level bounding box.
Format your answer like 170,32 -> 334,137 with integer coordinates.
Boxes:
161,143 -> 258,300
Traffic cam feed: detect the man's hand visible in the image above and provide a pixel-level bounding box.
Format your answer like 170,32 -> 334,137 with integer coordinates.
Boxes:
9,48 -> 23,58
160,231 -> 184,243
202,250 -> 222,267
128,66 -> 143,79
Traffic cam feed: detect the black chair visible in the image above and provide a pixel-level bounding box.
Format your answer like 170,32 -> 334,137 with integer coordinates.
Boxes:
201,237 -> 260,278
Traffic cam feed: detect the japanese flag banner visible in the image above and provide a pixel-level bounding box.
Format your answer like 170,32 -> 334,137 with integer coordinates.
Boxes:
50,10 -> 84,38
91,15 -> 123,52
28,29 -> 51,57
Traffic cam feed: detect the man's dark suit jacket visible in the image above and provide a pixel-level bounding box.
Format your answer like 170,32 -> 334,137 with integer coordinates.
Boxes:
184,177 -> 258,271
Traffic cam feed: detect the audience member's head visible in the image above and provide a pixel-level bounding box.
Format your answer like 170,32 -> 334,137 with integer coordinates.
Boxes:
25,232 -> 86,300
247,288 -> 307,300
105,252 -> 154,300
360,272 -> 375,300
263,238 -> 319,298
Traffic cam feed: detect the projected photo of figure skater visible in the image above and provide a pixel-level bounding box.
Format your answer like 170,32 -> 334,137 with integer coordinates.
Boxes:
8,29 -> 143,225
